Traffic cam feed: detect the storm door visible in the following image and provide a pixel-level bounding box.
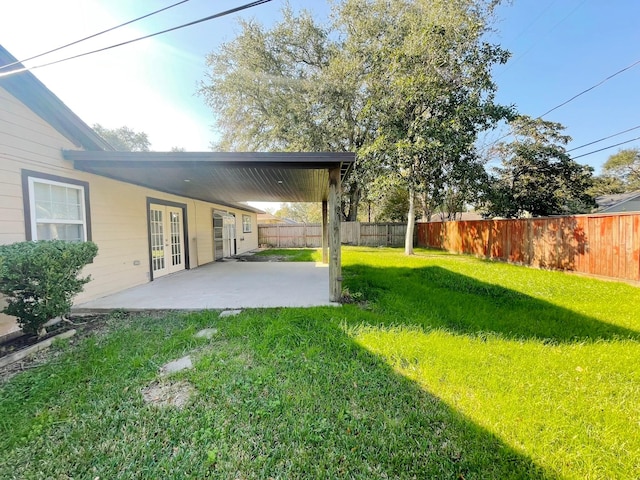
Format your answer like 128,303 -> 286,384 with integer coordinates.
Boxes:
149,203 -> 185,278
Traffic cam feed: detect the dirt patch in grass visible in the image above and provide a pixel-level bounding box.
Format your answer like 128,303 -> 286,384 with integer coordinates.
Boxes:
141,380 -> 195,409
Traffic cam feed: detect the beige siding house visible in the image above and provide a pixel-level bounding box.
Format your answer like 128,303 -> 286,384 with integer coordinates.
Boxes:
0,46 -> 259,336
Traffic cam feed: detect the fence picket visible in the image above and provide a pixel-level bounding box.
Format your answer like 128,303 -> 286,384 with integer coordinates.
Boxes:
416,213 -> 640,282
258,222 -> 409,248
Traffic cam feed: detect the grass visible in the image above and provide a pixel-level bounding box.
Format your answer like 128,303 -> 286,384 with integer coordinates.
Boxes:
253,247 -> 321,262
0,247 -> 638,479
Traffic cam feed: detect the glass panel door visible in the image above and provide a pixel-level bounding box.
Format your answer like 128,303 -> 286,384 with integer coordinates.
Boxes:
150,204 -> 185,278
167,207 -> 184,274
150,206 -> 167,277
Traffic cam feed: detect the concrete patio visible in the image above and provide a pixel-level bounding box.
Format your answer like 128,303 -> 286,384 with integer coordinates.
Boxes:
73,260 -> 339,312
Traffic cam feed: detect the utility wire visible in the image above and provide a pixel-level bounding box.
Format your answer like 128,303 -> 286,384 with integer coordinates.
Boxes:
496,0 -> 584,78
0,0 -> 190,71
572,136 -> 640,159
567,125 -> 640,152
486,57 -> 640,150
538,57 -> 640,118
0,0 -> 273,78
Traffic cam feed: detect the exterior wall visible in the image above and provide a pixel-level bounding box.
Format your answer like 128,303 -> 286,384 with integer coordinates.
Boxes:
236,211 -> 259,253
0,85 -> 258,335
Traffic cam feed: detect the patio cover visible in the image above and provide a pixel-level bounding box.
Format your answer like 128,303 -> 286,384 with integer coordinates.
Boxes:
63,150 -> 355,301
63,151 -> 353,205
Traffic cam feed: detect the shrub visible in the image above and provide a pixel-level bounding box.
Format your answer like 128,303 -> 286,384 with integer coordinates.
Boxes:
0,240 -> 98,335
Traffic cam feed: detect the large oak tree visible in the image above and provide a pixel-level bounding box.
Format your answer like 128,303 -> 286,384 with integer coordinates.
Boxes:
200,1 -> 512,252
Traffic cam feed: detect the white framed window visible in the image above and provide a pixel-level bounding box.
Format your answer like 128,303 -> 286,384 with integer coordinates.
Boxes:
26,175 -> 89,242
242,214 -> 252,233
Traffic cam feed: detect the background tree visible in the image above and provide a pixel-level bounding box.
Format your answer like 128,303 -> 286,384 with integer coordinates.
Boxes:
201,1 -> 511,249
482,116 -> 595,218
274,203 -> 322,224
200,8 -> 371,221
365,176 -> 424,222
600,148 -> 640,192
586,175 -> 626,197
346,0 -> 512,253
93,124 -> 151,152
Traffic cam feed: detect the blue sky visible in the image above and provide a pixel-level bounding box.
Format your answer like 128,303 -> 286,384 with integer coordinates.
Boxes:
1,0 -> 639,176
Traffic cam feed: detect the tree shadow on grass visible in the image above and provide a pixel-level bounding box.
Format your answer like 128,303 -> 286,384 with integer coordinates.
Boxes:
0,309 -> 563,479
344,264 -> 639,342
193,309 -> 556,479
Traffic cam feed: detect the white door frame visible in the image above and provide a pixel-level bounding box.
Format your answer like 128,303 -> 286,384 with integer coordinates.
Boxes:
147,199 -> 188,280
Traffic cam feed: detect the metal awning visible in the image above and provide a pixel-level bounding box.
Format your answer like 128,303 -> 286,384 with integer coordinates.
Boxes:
63,151 -> 355,207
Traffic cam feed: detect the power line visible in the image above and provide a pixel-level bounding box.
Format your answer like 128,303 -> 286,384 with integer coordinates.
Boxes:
0,0 -> 190,71
567,125 -> 640,152
0,0 -> 273,79
486,57 -> 640,150
538,57 -> 640,118
572,136 -> 640,159
496,0 -> 584,78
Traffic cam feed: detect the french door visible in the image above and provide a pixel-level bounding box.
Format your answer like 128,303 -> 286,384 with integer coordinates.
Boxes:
149,203 -> 185,278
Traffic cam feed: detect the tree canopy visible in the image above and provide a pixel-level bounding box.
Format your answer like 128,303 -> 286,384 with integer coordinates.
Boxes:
93,124 -> 151,152
200,8 -> 369,220
601,148 -> 640,192
482,116 -> 595,218
201,0 -> 513,252
274,203 -> 322,224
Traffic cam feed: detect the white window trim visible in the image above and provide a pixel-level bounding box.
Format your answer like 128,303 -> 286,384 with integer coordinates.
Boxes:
28,176 -> 88,241
242,214 -> 252,233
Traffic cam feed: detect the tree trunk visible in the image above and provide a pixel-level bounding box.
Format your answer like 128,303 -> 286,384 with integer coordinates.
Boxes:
419,191 -> 433,223
346,187 -> 361,221
405,186 -> 415,255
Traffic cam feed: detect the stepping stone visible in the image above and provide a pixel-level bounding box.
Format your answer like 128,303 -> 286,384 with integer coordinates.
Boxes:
220,309 -> 242,318
195,328 -> 218,339
160,355 -> 192,376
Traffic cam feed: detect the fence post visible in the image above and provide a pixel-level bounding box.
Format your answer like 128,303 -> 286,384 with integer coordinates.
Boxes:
277,224 -> 280,248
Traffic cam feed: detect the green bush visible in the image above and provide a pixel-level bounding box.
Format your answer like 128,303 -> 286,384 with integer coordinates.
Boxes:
0,240 -> 98,335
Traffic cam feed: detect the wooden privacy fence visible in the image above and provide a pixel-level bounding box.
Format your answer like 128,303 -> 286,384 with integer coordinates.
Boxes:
258,222 -> 409,248
416,213 -> 640,282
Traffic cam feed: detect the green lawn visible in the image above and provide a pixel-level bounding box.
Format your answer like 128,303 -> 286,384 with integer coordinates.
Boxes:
253,247 -> 321,262
1,247 -> 638,479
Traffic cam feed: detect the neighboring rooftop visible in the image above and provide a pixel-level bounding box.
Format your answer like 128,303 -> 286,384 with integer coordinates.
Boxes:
596,191 -> 640,212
